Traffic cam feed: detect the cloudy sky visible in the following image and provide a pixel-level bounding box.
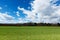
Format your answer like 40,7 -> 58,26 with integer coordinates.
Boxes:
0,0 -> 60,23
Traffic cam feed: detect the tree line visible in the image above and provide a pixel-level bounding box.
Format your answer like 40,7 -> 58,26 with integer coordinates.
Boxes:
0,22 -> 60,26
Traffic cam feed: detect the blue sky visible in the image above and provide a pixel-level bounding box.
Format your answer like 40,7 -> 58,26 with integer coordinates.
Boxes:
0,0 -> 60,23
0,0 -> 33,17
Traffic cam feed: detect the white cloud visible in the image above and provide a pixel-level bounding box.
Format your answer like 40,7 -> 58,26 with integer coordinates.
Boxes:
17,0 -> 60,23
0,12 -> 17,23
0,12 -> 30,23
18,7 -> 37,21
18,18 -> 29,23
0,0 -> 60,23
55,9 -> 60,15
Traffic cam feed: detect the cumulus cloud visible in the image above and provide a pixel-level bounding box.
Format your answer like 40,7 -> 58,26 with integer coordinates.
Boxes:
0,0 -> 56,24
0,12 -> 30,23
0,12 -> 17,23
0,0 -> 60,23
18,18 -> 29,23
18,7 -> 37,22
18,0 -> 60,23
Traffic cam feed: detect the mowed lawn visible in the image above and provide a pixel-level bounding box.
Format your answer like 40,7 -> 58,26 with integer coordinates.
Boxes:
0,26 -> 60,40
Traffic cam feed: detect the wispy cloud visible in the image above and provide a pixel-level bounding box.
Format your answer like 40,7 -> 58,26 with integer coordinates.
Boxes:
16,11 -> 20,16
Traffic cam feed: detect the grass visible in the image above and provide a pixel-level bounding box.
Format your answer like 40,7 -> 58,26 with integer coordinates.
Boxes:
0,26 -> 60,40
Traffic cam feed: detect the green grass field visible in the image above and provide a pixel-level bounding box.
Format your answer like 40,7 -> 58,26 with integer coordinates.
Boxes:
0,26 -> 60,40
